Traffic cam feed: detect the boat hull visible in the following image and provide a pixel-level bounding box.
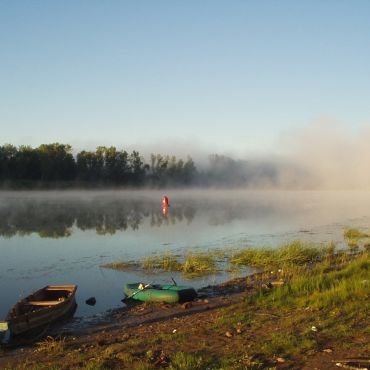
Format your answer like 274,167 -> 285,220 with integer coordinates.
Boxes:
6,285 -> 77,336
123,283 -> 197,303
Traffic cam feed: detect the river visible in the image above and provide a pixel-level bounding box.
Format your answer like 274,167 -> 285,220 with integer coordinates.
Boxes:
1,189 -> 369,319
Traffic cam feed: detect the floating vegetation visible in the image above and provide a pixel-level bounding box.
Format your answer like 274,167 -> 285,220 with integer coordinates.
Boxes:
101,261 -> 139,271
101,241 -> 328,278
142,253 -> 182,272
101,235 -> 369,280
343,227 -> 369,240
102,251 -> 218,277
343,227 -> 370,251
182,253 -> 217,276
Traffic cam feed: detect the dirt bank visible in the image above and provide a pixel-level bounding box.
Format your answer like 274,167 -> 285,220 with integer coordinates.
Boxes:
0,271 -> 369,370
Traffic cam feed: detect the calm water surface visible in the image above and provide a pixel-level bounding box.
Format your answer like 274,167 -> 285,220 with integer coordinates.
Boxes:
1,190 -> 370,320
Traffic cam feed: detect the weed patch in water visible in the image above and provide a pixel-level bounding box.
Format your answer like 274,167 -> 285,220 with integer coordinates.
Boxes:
101,260 -> 139,271
102,251 -> 218,277
182,253 -> 217,276
142,253 -> 182,272
343,227 -> 369,240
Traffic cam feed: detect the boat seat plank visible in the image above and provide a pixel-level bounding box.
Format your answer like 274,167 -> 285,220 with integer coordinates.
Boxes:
27,300 -> 63,306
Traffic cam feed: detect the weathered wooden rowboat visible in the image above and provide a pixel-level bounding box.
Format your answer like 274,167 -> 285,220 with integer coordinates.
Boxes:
0,285 -> 77,344
123,283 -> 197,303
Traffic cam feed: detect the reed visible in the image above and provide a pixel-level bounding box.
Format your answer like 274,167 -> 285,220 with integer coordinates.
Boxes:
182,253 -> 217,276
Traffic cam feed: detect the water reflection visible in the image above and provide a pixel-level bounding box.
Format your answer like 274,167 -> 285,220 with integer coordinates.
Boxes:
1,190 -> 370,319
2,190 -> 370,241
0,198 -> 196,238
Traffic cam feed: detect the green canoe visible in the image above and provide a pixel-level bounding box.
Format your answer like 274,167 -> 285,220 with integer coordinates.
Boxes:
123,283 -> 197,303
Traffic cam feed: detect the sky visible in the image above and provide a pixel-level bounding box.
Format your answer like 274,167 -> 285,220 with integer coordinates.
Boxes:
1,0 -> 370,157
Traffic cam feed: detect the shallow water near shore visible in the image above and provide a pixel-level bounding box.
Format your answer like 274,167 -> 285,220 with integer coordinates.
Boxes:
1,189 -> 370,321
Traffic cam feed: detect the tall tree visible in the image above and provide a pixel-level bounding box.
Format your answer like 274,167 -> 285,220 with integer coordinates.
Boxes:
129,151 -> 147,185
14,145 -> 41,180
38,143 -> 76,181
0,144 -> 17,180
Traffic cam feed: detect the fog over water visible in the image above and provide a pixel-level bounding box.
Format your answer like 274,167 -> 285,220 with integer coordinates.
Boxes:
1,189 -> 370,321
114,120 -> 370,190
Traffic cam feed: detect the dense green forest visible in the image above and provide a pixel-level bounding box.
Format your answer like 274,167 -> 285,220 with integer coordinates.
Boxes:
0,143 -> 279,188
0,143 -> 198,188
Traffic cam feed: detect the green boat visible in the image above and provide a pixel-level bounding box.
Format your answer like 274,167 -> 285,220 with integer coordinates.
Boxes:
123,283 -> 197,303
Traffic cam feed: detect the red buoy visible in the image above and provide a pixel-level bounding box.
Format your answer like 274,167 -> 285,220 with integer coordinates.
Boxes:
162,196 -> 170,208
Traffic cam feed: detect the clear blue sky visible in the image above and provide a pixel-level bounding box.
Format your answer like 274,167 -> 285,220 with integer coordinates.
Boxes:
1,1 -> 370,156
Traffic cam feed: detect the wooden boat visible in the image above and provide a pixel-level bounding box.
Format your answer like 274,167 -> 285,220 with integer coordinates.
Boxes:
123,283 -> 197,303
0,285 -> 77,344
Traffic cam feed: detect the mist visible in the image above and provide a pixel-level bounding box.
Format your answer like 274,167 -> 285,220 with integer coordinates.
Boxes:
277,119 -> 370,189
166,119 -> 370,190
2,119 -> 370,190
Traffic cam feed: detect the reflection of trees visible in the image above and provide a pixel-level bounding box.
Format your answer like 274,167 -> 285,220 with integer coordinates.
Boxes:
0,199 -> 197,238
149,206 -> 195,228
0,200 -> 75,238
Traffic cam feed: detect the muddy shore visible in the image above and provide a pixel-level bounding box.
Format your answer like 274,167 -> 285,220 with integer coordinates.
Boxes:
0,269 -> 369,370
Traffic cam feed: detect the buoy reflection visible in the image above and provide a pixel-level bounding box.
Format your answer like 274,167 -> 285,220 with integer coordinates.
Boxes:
162,206 -> 169,217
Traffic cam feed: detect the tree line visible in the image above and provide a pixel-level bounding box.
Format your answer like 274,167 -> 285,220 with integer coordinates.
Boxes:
0,143 -> 197,188
0,143 -> 279,188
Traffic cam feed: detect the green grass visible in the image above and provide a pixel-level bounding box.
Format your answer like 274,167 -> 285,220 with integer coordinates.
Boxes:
343,228 -> 370,250
102,239 -> 366,285
252,251 -> 369,308
101,260 -> 139,270
343,227 -> 369,239
102,251 -> 217,277
4,245 -> 369,370
261,331 -> 315,358
35,336 -> 66,354
101,240 -> 350,279
168,352 -> 205,370
230,240 -> 326,270
239,250 -> 370,358
84,363 -> 111,370
182,253 -> 217,276
142,253 -> 182,272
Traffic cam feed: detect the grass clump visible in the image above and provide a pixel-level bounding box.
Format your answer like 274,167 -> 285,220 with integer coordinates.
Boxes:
35,336 -> 66,354
84,362 -> 111,370
343,227 -> 368,240
182,253 -> 217,276
255,251 -> 369,309
103,251 -> 217,277
168,352 -> 205,370
101,261 -> 138,270
142,253 -> 182,272
230,241 -> 324,270
343,227 -> 370,251
261,331 -> 315,357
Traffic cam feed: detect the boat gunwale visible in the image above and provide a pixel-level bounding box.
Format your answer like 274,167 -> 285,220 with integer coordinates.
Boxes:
7,285 -> 77,327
